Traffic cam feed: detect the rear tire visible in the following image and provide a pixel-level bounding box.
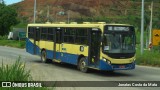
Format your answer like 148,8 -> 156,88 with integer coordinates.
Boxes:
41,50 -> 47,63
78,57 -> 88,73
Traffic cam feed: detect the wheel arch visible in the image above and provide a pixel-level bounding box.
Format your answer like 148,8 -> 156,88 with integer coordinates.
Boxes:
77,54 -> 85,65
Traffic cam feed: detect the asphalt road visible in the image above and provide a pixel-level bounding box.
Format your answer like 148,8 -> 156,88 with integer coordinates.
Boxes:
0,46 -> 160,90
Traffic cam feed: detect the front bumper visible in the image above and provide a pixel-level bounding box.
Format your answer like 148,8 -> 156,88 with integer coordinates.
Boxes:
99,60 -> 135,71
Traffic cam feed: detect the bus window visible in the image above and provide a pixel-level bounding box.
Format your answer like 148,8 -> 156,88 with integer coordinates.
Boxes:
75,28 -> 88,45
28,27 -> 34,39
56,29 -> 62,43
41,28 -> 47,40
47,28 -> 54,41
64,28 -> 75,43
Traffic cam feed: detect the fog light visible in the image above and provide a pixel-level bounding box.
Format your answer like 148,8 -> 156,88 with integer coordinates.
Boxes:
107,60 -> 111,65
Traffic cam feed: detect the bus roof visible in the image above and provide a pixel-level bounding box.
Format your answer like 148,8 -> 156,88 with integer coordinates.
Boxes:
27,22 -> 133,28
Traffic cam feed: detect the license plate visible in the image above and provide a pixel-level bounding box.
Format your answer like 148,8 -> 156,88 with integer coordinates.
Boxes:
119,65 -> 125,68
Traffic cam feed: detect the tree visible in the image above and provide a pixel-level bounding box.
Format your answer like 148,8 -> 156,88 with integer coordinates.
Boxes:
0,3 -> 19,36
0,0 -> 4,4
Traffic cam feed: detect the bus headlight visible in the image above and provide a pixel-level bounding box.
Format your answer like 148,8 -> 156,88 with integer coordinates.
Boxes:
102,57 -> 111,65
102,58 -> 106,62
133,58 -> 136,62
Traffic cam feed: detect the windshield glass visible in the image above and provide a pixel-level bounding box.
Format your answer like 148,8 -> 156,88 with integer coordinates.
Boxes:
103,33 -> 135,53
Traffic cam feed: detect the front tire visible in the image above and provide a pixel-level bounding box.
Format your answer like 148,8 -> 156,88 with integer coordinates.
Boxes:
78,57 -> 88,73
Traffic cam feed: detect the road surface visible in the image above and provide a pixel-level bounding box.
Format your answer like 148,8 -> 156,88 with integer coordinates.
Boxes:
0,46 -> 159,90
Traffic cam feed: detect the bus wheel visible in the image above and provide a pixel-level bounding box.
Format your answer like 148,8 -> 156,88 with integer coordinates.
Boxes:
78,57 -> 88,73
41,50 -> 47,63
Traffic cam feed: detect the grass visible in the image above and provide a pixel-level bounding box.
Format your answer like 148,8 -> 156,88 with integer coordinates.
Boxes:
0,40 -> 25,49
0,58 -> 31,81
136,45 -> 160,67
0,57 -> 51,90
0,35 -> 25,49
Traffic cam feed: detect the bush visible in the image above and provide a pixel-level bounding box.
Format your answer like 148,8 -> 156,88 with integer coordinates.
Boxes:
136,47 -> 160,67
0,35 -> 8,40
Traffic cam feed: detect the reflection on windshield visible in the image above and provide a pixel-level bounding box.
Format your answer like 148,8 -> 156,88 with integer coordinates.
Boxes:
103,34 -> 135,53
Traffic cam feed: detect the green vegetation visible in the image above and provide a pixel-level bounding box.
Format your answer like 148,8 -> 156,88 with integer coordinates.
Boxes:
11,23 -> 28,30
136,45 -> 160,67
0,58 -> 31,81
0,57 -> 50,90
0,35 -> 26,48
0,2 -> 19,36
0,39 -> 25,48
0,35 -> 7,40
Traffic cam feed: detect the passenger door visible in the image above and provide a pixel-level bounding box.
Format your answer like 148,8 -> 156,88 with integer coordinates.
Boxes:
88,28 -> 101,66
33,27 -> 40,55
54,28 -> 62,60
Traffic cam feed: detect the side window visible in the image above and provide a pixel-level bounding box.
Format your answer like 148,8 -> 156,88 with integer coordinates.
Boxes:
28,27 -> 34,39
47,28 -> 54,41
41,27 -> 47,40
64,28 -> 75,43
56,29 -> 62,43
75,28 -> 88,45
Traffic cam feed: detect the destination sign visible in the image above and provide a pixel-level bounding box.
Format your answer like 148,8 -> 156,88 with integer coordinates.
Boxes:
108,26 -> 129,31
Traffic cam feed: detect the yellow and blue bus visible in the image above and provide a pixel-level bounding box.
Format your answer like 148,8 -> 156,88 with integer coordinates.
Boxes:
26,22 -> 136,72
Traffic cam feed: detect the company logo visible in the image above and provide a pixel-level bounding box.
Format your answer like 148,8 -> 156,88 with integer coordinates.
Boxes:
2,82 -> 11,87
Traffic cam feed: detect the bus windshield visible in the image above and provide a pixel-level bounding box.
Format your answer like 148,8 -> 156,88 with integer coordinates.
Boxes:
103,32 -> 135,54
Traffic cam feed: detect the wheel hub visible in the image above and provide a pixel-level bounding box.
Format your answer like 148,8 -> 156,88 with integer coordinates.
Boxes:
81,61 -> 86,69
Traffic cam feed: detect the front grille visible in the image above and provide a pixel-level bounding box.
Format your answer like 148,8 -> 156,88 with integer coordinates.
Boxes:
107,53 -> 135,59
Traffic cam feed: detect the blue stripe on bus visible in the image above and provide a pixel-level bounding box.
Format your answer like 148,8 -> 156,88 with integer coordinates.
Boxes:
45,50 -> 79,65
61,53 -> 78,65
99,60 -> 113,70
35,46 -> 41,55
46,50 -> 54,59
26,39 -> 34,54
26,39 -> 41,55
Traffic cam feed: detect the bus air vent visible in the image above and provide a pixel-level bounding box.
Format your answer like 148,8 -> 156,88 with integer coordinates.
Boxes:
83,22 -> 91,24
59,22 -> 66,24
70,22 -> 77,24
45,22 -> 51,24
98,22 -> 106,24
